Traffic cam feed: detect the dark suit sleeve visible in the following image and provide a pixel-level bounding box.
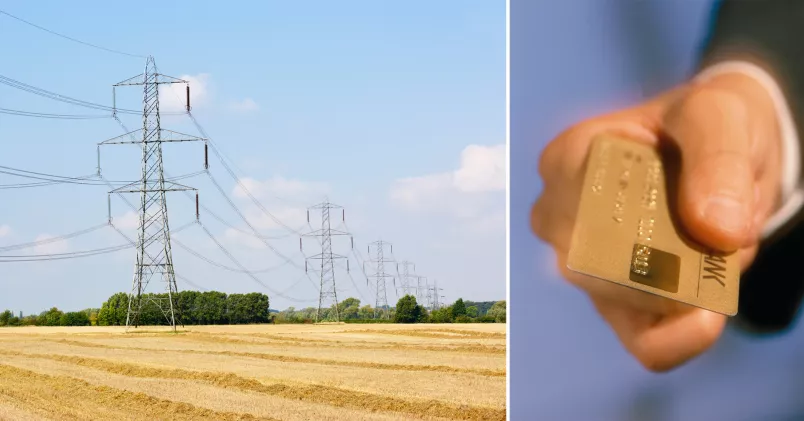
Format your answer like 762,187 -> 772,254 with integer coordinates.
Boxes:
700,0 -> 804,334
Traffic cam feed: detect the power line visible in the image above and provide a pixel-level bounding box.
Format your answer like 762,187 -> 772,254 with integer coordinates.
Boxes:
0,223 -> 108,253
0,170 -> 107,186
0,107 -> 110,119
194,220 -> 312,303
0,165 -> 101,181
0,243 -> 131,259
0,167 -> 205,188
204,170 -> 303,269
0,75 -> 184,116
186,112 -> 303,235
0,175 -> 98,189
113,107 -> 311,295
119,104 -> 306,260
335,260 -> 370,304
0,246 -> 131,262
2,74 -> 305,251
112,220 -> 311,297
172,236 -> 292,274
0,75 -> 138,114
0,60 -> 343,307
0,10 -> 146,58
200,204 -> 301,240
175,273 -> 209,292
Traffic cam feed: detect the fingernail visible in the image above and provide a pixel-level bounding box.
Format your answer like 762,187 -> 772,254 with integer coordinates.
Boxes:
703,195 -> 750,236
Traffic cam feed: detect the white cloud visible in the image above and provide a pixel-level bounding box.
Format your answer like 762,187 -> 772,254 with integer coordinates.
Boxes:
243,205 -> 309,231
159,73 -> 211,112
389,143 -> 505,221
113,211 -> 140,230
33,234 -> 69,254
0,225 -> 10,238
453,144 -> 505,192
233,176 -> 328,201
228,98 -> 259,113
227,176 -> 330,235
222,228 -> 268,250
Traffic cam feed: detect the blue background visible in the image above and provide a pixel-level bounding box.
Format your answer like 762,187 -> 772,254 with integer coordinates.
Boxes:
510,1 -> 804,419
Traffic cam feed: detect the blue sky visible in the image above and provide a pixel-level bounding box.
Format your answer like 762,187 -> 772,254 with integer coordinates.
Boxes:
0,0 -> 505,313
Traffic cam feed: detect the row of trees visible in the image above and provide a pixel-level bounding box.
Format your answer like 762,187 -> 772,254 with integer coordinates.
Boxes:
97,291 -> 271,326
0,291 -> 506,327
395,296 -> 507,324
274,296 -> 506,324
0,307 -> 97,327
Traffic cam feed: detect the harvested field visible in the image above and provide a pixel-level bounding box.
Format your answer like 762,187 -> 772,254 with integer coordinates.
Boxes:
0,324 -> 506,421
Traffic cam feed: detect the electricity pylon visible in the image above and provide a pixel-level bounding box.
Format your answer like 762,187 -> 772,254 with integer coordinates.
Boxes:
366,240 -> 395,319
429,279 -> 444,311
98,56 -> 205,331
302,199 -> 350,323
397,261 -> 417,297
417,276 -> 429,308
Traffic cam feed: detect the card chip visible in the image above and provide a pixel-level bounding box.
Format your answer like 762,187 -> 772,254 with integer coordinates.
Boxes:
628,243 -> 681,293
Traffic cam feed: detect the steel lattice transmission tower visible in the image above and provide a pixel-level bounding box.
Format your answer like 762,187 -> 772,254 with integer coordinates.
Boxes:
417,276 -> 429,308
302,199 -> 351,323
366,240 -> 395,319
428,279 -> 444,311
98,56 -> 205,331
397,261 -> 417,297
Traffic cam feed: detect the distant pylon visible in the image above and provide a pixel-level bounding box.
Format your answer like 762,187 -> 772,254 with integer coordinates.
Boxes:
366,240 -> 395,319
417,276 -> 428,308
428,279 -> 444,311
302,199 -> 350,323
397,261 -> 416,297
98,56 -> 205,331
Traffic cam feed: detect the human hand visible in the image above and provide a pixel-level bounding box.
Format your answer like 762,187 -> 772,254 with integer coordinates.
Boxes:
531,72 -> 783,371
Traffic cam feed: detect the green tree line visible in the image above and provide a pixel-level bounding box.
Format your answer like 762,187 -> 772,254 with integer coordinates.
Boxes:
0,307 -> 98,327
0,290 -> 505,327
97,291 -> 271,326
275,296 -> 506,324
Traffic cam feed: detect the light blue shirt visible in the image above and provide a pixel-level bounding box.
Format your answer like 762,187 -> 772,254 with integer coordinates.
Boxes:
511,1 -> 804,419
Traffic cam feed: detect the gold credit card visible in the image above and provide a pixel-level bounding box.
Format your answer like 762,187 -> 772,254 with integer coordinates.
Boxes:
566,134 -> 739,315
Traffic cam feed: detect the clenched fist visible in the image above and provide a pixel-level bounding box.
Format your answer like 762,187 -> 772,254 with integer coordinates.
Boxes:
531,71 -> 783,371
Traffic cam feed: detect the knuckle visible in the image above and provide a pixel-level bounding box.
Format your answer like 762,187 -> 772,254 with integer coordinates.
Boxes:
538,121 -> 594,183
678,85 -> 748,123
537,138 -> 562,182
697,316 -> 725,348
530,198 -> 549,240
635,353 -> 674,373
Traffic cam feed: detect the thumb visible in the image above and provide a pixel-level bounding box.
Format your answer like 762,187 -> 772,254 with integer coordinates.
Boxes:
664,85 -> 755,252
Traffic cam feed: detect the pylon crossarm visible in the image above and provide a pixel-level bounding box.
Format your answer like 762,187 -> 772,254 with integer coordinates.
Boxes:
98,129 -> 143,145
153,74 -> 187,84
115,73 -> 187,87
111,181 -> 197,194
99,129 -> 205,145
114,73 -> 146,86
303,228 -> 350,237
160,129 -> 206,143
305,253 -> 348,260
